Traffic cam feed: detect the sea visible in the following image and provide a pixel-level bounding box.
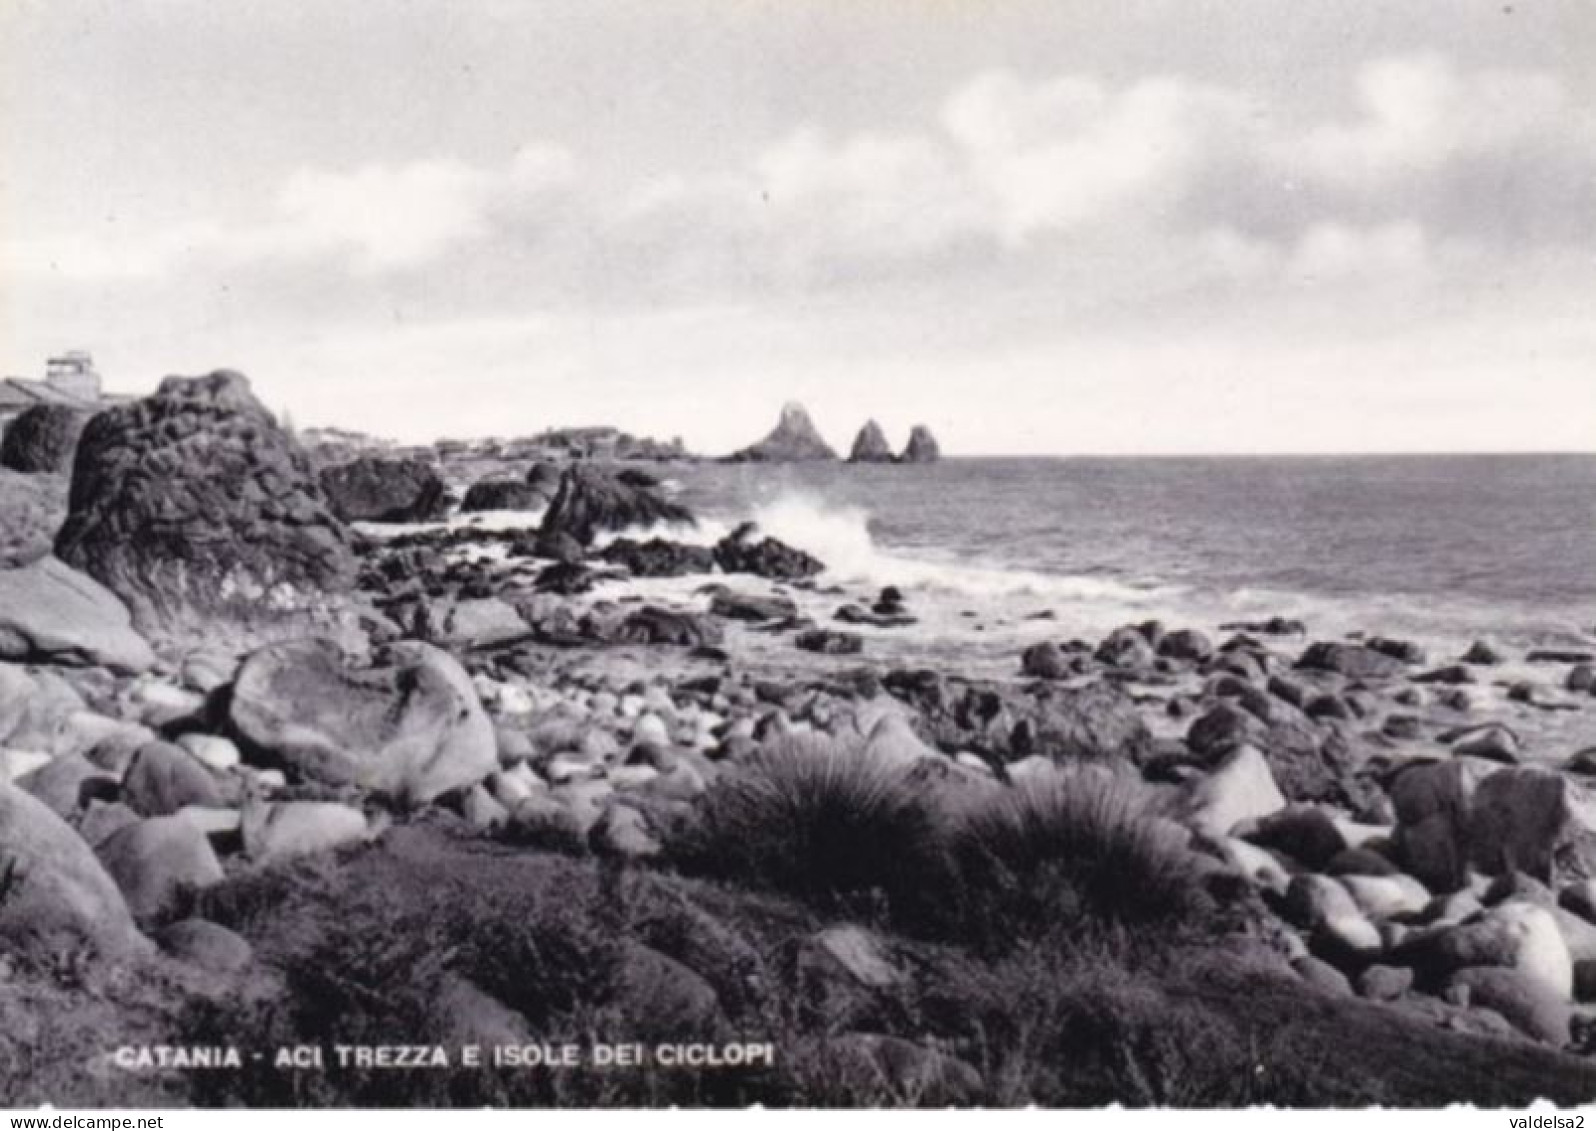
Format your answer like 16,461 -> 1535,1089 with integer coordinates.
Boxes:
629,454 -> 1596,674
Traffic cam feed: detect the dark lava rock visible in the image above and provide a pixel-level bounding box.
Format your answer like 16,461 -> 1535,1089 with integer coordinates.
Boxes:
1296,641 -> 1406,681
1,404 -> 89,474
707,589 -> 799,622
835,604 -> 915,628
847,420 -> 895,463
320,456 -> 448,524
1462,639 -> 1506,665
460,477 -> 548,513
1158,628 -> 1215,662
539,464 -> 694,547
883,671 -> 1153,765
795,629 -> 863,655
1367,636 -> 1428,666
899,424 -> 941,464
601,606 -> 725,649
713,522 -> 824,580
598,538 -> 715,578
727,402 -> 837,463
53,371 -> 357,639
535,561 -> 602,595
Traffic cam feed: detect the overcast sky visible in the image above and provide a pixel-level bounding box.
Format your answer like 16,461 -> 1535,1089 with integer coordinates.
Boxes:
2,0 -> 1593,454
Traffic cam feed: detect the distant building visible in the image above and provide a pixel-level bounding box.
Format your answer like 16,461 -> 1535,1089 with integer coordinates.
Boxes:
0,352 -> 111,429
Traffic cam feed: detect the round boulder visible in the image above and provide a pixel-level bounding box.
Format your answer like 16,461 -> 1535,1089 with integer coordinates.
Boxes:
229,638 -> 498,804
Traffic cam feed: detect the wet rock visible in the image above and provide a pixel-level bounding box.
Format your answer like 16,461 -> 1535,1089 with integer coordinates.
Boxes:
1528,649 -> 1596,665
1462,639 -> 1507,665
598,538 -> 715,578
1568,664 -> 1596,694
1296,641 -> 1406,681
52,371 -> 357,640
460,477 -> 548,513
713,522 -> 824,580
796,629 -> 863,655
1021,641 -> 1077,680
1415,664 -> 1477,686
539,464 -> 694,547
230,638 -> 497,804
1095,625 -> 1156,670
319,456 -> 449,523
1158,628 -> 1214,662
1,404 -> 89,475
708,589 -> 799,622
1367,637 -> 1427,665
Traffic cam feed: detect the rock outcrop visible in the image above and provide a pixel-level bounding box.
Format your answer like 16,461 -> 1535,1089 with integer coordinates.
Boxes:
727,403 -> 837,462
229,637 -> 497,805
319,456 -> 449,523
538,464 -> 694,547
899,425 -> 941,464
460,477 -> 547,513
847,420 -> 895,464
52,371 -> 358,640
713,522 -> 824,580
0,556 -> 156,673
1,404 -> 89,474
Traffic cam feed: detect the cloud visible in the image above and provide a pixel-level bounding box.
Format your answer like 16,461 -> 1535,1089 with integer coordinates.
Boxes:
5,53 -> 1589,311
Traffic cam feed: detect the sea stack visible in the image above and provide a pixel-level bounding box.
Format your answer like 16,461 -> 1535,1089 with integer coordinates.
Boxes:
847,420 -> 895,464
727,402 -> 837,462
900,424 -> 942,464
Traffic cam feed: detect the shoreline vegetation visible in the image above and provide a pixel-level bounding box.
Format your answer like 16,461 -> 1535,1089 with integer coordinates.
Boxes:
2,371 -> 1596,1107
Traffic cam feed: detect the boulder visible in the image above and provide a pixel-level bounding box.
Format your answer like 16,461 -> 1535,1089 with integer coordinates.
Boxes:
1240,805 -> 1347,870
861,713 -> 937,770
898,425 -> 942,465
0,557 -> 156,673
598,538 -> 715,578
588,803 -> 661,859
1356,964 -> 1414,1001
1447,966 -> 1572,1044
847,420 -> 895,464
1462,639 -> 1506,665
1021,641 -> 1075,680
1296,642 -> 1405,681
796,629 -> 863,656
0,779 -> 146,960
459,477 -> 547,513
1158,628 -> 1215,662
241,798 -> 367,863
51,371 -> 357,639
121,741 -> 226,817
1451,724 -> 1520,763
1095,626 -> 1156,670
601,605 -> 725,649
16,752 -> 116,819
95,813 -> 224,920
713,522 -> 824,580
1395,901 -> 1573,1000
1177,745 -> 1286,836
727,402 -> 837,462
708,589 -> 799,622
538,464 -> 694,547
318,456 -> 448,524
1468,767 -> 1596,887
0,404 -> 88,474
424,596 -> 529,649
1389,759 -> 1487,892
229,638 -> 497,804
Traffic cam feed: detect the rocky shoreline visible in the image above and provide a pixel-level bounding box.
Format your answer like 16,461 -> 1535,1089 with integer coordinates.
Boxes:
3,370 -> 1596,1106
